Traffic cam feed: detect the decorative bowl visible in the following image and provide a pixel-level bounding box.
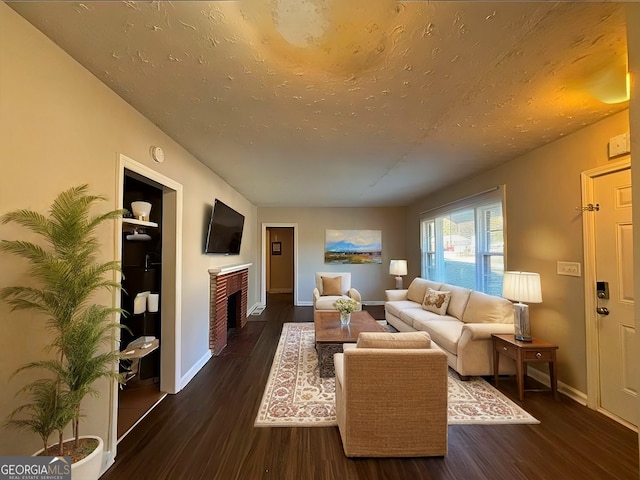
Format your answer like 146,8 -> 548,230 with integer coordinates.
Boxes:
131,201 -> 152,220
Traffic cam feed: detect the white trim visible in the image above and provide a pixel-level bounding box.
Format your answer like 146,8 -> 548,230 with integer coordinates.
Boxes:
419,186 -> 502,218
261,223 -> 299,305
116,393 -> 168,444
526,366 -> 586,405
596,407 -> 638,432
580,158 -> 630,415
118,154 -> 184,395
180,350 -> 213,390
99,455 -> 115,478
108,154 -> 184,464
208,263 -> 252,276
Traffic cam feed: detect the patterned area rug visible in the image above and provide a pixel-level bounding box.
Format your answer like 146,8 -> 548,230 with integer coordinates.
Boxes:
254,322 -> 539,427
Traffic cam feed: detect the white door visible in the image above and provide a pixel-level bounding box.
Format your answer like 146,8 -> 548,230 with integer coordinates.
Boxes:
594,167 -> 637,426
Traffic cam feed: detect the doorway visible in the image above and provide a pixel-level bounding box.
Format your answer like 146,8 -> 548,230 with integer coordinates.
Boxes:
582,159 -> 636,429
117,172 -> 165,439
110,154 -> 183,456
261,223 -> 298,306
266,227 -> 294,297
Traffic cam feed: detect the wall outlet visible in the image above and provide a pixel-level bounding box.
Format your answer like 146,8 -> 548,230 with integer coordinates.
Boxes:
557,261 -> 581,277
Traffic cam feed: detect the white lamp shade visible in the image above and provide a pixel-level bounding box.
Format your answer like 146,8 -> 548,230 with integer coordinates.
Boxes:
389,260 -> 407,276
502,271 -> 542,303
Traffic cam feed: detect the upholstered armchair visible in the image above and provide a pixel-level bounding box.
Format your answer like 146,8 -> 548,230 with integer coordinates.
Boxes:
333,331 -> 448,457
313,272 -> 362,312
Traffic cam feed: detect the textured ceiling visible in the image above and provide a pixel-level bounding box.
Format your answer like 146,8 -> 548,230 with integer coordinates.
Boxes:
9,1 -> 629,207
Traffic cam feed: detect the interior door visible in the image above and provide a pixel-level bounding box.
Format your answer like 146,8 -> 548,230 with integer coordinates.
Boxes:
594,167 -> 637,426
267,227 -> 294,295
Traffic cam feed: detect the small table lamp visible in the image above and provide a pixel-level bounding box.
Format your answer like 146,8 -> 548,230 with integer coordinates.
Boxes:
502,271 -> 542,342
389,260 -> 407,289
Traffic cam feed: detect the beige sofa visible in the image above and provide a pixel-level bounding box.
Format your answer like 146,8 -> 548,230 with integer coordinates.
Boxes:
334,332 -> 448,457
385,278 -> 516,378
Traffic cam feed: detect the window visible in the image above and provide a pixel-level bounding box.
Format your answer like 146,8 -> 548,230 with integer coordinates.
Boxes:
420,187 -> 505,296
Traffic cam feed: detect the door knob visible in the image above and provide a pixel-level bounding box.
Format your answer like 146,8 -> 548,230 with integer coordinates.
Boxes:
596,307 -> 610,315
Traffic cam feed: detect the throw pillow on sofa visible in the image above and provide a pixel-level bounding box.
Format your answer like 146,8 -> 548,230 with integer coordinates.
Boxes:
321,276 -> 342,295
422,288 -> 451,315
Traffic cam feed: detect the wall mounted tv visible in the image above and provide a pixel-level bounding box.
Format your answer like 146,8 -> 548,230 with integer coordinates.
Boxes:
205,199 -> 245,255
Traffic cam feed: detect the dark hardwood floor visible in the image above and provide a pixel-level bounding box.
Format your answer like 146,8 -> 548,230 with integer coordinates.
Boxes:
103,294 -> 638,480
117,382 -> 165,440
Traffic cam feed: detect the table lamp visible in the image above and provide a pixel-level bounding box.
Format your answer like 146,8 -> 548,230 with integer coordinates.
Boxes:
502,271 -> 542,342
389,260 -> 407,289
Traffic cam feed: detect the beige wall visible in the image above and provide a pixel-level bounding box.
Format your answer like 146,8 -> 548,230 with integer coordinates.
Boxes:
0,4 -> 258,456
258,207 -> 407,303
407,110 -> 630,394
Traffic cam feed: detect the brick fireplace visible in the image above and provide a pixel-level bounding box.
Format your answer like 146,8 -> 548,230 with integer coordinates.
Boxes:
208,263 -> 251,356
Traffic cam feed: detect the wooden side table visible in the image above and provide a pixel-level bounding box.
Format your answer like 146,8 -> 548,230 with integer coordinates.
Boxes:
492,333 -> 558,401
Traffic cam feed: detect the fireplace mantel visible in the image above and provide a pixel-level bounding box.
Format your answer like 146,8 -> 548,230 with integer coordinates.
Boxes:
208,263 -> 252,277
209,263 -> 251,355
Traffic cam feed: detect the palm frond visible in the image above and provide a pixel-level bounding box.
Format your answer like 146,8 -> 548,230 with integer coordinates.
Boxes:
1,184 -> 126,445
87,209 -> 128,231
0,287 -> 50,314
5,378 -> 76,452
0,240 -> 50,263
0,210 -> 51,237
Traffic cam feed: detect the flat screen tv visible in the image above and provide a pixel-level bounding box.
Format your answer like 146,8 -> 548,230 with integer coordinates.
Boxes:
205,199 -> 245,255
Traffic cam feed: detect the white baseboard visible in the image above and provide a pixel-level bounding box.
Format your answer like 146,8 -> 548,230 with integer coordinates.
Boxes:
116,393 -> 167,444
526,366 -> 587,405
100,453 -> 115,478
180,350 -> 212,390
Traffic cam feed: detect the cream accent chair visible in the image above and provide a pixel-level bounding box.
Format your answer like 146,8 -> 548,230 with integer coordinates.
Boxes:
333,331 -> 448,457
312,272 -> 362,312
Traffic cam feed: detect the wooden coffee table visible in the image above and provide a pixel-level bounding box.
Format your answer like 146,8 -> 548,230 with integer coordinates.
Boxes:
314,310 -> 384,377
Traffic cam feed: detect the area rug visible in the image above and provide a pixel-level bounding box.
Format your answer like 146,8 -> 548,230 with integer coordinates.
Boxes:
254,322 -> 539,427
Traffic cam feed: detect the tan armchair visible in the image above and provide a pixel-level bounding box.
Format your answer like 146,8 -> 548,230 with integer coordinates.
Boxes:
333,331 -> 448,457
313,272 -> 362,312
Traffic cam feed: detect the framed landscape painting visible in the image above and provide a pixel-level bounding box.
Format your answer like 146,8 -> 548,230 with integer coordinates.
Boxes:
325,229 -> 382,264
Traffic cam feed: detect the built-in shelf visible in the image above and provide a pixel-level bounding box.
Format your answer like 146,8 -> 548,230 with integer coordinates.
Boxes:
123,218 -> 158,228
121,338 -> 160,384
122,338 -> 160,359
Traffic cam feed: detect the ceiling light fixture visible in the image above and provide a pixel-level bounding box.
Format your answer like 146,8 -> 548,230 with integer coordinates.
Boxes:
584,60 -> 630,105
272,0 -> 328,48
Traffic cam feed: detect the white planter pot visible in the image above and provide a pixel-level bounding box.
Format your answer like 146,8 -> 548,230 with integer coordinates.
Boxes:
35,435 -> 103,480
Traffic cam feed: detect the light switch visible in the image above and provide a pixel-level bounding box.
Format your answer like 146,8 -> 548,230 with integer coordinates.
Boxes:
557,261 -> 581,277
608,133 -> 630,158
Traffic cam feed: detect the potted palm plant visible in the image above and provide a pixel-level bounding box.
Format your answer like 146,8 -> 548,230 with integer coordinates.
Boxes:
1,185 -> 125,479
